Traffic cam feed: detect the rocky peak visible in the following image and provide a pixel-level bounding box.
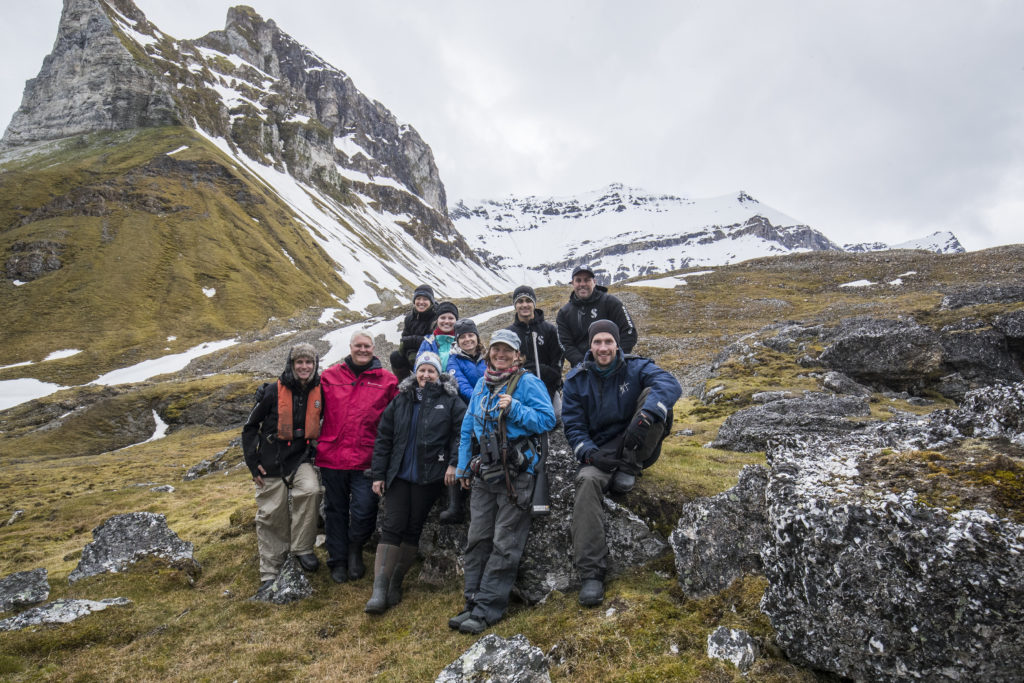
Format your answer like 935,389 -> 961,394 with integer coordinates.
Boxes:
0,0 -> 179,147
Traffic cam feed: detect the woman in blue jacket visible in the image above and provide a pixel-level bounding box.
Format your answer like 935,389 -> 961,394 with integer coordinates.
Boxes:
449,329 -> 555,634
417,301 -> 459,373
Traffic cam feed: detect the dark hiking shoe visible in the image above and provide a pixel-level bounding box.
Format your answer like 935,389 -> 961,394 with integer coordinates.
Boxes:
458,615 -> 489,634
330,564 -> 349,583
448,610 -> 473,630
348,547 -> 366,580
296,553 -> 319,572
258,579 -> 275,592
579,578 -> 605,606
610,470 -> 636,494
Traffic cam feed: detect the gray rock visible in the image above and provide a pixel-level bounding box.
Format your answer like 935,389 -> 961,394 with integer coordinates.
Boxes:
711,393 -> 871,452
0,598 -> 132,632
819,316 -> 945,392
938,327 -> 1023,399
150,485 -> 175,493
751,390 -> 799,403
671,465 -> 768,598
251,555 -> 312,605
68,512 -> 200,584
821,370 -> 874,397
4,240 -> 64,281
5,510 -> 24,527
0,568 -> 49,612
940,284 -> 1024,310
993,309 -> 1024,339
706,626 -> 760,672
417,429 -> 667,603
436,633 -> 550,683
951,381 -> 1024,445
760,403 -> 1024,682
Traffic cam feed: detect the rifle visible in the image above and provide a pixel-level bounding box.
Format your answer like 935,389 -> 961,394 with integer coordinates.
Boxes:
530,330 -> 551,516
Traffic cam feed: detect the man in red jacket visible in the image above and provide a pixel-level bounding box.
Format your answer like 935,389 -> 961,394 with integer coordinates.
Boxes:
316,330 -> 399,583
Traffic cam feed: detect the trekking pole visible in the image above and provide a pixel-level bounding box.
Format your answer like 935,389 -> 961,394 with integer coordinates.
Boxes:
530,331 -> 551,516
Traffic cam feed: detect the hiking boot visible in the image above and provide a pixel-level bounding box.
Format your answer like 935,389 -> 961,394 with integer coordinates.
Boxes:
448,610 -> 473,630
438,484 -> 466,524
386,543 -> 418,607
578,578 -> 605,606
348,546 -> 366,580
364,544 -> 399,614
610,470 -> 635,494
258,578 -> 275,592
458,615 -> 489,634
330,564 -> 348,584
296,553 -> 319,572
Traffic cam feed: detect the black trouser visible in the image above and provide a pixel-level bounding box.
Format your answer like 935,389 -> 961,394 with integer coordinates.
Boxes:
379,478 -> 444,546
321,468 -> 378,569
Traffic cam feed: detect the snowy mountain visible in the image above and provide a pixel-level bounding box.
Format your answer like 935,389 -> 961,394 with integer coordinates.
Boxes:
845,231 -> 964,255
453,184 -> 842,285
1,0 -> 511,313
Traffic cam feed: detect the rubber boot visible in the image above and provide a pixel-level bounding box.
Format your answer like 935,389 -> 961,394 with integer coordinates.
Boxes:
438,484 -> 466,524
364,544 -> 400,614
348,544 -> 366,580
386,543 -> 419,607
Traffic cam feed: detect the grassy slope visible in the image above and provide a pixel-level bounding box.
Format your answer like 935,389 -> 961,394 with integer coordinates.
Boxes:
1,246 -> 1022,680
0,127 -> 350,385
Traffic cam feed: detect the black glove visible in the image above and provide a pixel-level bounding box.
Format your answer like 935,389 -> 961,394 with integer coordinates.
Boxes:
623,411 -> 654,452
586,444 -> 620,473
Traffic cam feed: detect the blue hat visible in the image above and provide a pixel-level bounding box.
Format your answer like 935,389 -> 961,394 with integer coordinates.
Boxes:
489,329 -> 521,352
414,351 -> 442,374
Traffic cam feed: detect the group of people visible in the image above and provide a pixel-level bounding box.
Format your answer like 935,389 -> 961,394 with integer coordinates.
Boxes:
241,265 -> 681,632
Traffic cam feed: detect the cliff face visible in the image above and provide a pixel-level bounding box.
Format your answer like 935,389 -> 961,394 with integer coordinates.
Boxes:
1,0 -> 179,146
2,0 -> 460,247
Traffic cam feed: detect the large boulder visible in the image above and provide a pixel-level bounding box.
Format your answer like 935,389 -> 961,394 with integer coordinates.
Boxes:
436,633 -> 550,683
937,324 -> 1023,399
0,568 -> 49,612
416,429 -> 667,603
68,512 -> 200,584
251,555 -> 312,605
670,465 -> 768,597
940,284 -> 1024,310
818,316 -> 945,392
759,385 -> 1024,681
711,393 -> 871,452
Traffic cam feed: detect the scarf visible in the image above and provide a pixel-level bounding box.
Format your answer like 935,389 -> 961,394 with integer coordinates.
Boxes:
485,365 -> 520,390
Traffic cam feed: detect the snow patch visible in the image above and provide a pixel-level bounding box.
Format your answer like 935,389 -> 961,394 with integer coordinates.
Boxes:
44,349 -> 82,361
167,146 -> 189,155
0,378 -> 66,411
202,287 -> 216,298
91,339 -> 239,386
839,279 -> 875,288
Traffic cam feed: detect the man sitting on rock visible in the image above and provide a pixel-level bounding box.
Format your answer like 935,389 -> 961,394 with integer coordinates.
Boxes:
562,320 -> 681,606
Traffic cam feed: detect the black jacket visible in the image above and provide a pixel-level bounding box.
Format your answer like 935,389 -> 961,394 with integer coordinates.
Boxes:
370,373 -> 466,489
398,306 -> 437,361
556,285 -> 638,367
507,309 -> 563,395
241,356 -> 321,479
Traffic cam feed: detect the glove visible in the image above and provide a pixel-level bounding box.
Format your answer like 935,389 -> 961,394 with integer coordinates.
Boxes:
586,444 -> 620,473
623,411 -> 654,452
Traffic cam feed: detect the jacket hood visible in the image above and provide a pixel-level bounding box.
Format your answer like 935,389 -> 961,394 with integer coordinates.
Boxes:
397,370 -> 460,397
568,285 -> 608,306
280,345 -> 321,391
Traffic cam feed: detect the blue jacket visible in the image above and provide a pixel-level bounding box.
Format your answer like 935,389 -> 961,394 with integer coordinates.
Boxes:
418,333 -> 456,373
562,350 -> 682,463
449,349 -> 487,403
457,370 -> 555,476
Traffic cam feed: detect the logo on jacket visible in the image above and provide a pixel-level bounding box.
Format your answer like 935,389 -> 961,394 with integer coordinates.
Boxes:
619,381 -> 630,395
590,308 -> 597,318
314,400 -> 321,409
434,404 -> 445,410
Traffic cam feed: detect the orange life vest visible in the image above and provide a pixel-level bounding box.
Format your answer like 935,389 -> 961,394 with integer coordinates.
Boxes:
277,381 -> 322,442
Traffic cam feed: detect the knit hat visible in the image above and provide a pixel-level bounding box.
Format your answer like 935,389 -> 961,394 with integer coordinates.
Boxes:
489,328 -> 521,352
571,264 -> 595,279
512,285 -> 537,305
414,351 -> 443,374
412,284 -> 435,304
454,318 -> 480,340
290,342 -> 318,361
588,319 -> 620,346
435,301 -> 459,319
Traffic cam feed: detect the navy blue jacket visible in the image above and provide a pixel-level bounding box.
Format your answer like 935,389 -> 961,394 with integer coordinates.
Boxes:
562,350 -> 681,462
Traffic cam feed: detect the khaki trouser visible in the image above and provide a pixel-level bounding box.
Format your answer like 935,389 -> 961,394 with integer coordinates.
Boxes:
254,462 -> 319,581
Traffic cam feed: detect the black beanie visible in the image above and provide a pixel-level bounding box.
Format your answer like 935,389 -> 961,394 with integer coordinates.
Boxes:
413,284 -> 435,304
512,285 -> 537,305
435,301 -> 459,320
454,318 -> 479,340
588,319 -> 620,346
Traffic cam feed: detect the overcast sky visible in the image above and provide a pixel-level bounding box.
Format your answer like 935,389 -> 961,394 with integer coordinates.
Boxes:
2,1 -> 1022,251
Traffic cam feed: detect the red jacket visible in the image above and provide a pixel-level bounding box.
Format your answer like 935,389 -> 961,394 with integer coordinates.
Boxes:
315,358 -> 399,470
